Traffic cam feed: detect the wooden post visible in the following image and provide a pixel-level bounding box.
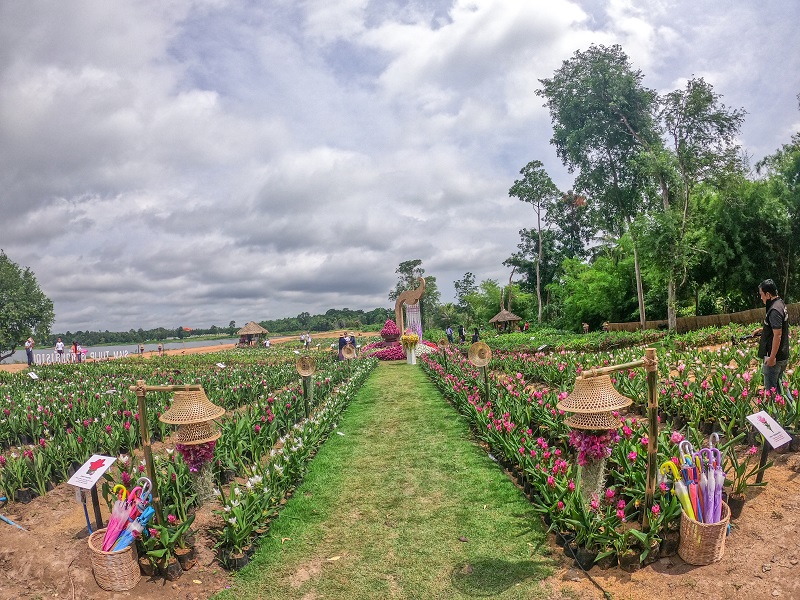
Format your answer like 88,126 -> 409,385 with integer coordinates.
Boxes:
302,375 -> 311,418
90,485 -> 104,530
755,437 -> 770,484
133,379 -> 163,525
643,348 -> 658,531
482,365 -> 491,405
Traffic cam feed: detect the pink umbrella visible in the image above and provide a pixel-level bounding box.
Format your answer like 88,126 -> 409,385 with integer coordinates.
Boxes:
101,485 -> 129,551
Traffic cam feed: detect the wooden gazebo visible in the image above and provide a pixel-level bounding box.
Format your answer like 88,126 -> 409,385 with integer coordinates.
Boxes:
489,309 -> 523,332
236,321 -> 269,346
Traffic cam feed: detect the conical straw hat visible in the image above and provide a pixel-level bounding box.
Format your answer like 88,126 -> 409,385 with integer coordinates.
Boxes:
468,341 -> 492,367
160,389 -> 225,425
296,355 -> 317,376
342,344 -> 356,360
557,375 -> 633,413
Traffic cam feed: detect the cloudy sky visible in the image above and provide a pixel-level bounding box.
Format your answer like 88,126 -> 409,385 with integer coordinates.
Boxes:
2,0 -> 798,333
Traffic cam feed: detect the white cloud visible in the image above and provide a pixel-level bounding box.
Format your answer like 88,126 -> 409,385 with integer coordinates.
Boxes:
0,0 -> 797,335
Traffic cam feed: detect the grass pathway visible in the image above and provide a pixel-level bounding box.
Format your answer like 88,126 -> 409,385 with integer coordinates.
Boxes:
215,362 -> 555,599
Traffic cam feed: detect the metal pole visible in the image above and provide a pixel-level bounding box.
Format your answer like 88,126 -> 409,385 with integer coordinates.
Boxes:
755,439 -> 770,484
90,485 -> 104,530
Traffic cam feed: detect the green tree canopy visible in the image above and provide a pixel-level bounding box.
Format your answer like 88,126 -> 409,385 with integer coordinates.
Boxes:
0,251 -> 55,361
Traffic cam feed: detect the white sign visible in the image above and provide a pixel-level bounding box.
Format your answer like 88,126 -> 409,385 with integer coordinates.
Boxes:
746,411 -> 792,449
67,454 -> 117,489
28,372 -> 39,380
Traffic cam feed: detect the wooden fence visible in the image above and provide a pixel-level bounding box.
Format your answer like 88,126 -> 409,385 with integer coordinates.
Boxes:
605,303 -> 800,334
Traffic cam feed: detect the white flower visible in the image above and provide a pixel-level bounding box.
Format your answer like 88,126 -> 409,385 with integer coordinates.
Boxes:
233,487 -> 242,496
166,448 -> 174,455
223,505 -> 232,512
213,488 -> 222,497
119,454 -> 130,465
228,517 -> 237,525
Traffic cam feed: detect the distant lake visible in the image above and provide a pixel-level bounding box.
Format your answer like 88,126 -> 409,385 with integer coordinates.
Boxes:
2,338 -> 239,365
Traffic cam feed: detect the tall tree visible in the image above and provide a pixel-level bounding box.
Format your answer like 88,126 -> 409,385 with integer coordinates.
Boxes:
453,272 -> 477,309
0,251 -> 55,361
538,44 -> 659,329
642,77 -> 746,328
509,160 -> 561,323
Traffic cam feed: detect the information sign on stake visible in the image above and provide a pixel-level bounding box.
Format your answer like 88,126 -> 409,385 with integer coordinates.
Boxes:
67,454 -> 116,489
746,411 -> 792,449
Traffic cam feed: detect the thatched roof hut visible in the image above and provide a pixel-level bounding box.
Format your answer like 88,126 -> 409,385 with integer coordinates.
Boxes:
237,321 -> 269,336
489,309 -> 522,331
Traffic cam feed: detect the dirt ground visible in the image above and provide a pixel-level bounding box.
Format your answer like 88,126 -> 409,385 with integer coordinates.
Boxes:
2,337 -> 799,599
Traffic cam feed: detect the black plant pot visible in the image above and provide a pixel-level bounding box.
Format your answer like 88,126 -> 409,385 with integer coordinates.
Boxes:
574,547 -> 598,570
14,488 -> 34,504
618,550 -> 641,573
727,493 -> 746,519
555,531 -> 575,548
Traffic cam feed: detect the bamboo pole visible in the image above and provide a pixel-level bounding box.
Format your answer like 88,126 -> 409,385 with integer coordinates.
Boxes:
579,359 -> 646,379
130,380 -> 163,525
643,348 -> 658,531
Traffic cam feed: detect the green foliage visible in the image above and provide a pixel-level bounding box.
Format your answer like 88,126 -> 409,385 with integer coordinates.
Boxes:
0,251 -> 55,361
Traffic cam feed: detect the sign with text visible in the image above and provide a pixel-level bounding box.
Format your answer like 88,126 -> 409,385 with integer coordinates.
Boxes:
67,454 -> 116,489
746,411 -> 792,449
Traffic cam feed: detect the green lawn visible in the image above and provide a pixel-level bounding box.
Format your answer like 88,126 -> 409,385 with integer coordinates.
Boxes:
214,361 -> 555,599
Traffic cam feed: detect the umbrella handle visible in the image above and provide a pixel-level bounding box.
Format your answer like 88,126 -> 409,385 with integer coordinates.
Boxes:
136,477 -> 152,498
709,432 -> 720,448
660,460 -> 681,481
113,484 -> 127,501
679,440 -> 694,464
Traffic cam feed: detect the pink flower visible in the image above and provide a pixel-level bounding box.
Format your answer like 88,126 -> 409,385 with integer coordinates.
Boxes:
627,451 -> 638,461
651,503 -> 660,515
670,431 -> 684,444
617,499 -> 626,509
568,480 -> 575,491
616,509 -> 625,520
605,488 -> 616,499
557,501 -> 565,510
167,514 -> 177,525
747,446 -> 758,455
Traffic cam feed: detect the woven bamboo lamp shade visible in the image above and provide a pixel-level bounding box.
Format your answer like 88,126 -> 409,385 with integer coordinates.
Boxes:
557,374 -> 633,431
159,387 -> 225,446
296,355 -> 317,377
160,389 -> 225,425
175,420 -> 221,445
468,341 -> 492,367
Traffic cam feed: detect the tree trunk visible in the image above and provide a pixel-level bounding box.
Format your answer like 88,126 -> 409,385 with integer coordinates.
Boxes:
537,209 -> 543,324
667,278 -> 677,331
632,242 -> 647,330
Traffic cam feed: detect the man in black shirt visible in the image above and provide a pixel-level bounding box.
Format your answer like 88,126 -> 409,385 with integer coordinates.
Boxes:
757,279 -> 790,398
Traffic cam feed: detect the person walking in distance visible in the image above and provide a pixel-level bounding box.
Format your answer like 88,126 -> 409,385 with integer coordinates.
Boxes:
25,337 -> 34,367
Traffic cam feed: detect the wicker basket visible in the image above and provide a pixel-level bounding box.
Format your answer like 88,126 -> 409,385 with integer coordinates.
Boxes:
677,502 -> 730,565
88,528 -> 141,591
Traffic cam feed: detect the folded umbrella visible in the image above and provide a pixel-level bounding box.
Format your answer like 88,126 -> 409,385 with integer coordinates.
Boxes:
111,506 -> 155,551
101,485 -> 129,551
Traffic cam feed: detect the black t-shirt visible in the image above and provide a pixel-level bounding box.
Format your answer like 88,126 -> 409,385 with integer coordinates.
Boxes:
758,297 -> 790,360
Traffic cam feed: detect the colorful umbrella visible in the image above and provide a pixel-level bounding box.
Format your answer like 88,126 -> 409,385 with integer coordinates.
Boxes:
101,485 -> 128,551
111,506 -> 155,551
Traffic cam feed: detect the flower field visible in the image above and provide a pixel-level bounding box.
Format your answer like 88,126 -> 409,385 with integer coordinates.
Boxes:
0,345 -> 377,571
420,325 -> 800,568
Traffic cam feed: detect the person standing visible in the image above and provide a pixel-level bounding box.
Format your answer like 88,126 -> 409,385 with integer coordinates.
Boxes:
757,279 -> 790,398
458,325 -> 466,343
471,328 -> 480,343
71,340 -> 78,362
25,337 -> 34,366
446,326 -> 454,343
55,337 -> 65,360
